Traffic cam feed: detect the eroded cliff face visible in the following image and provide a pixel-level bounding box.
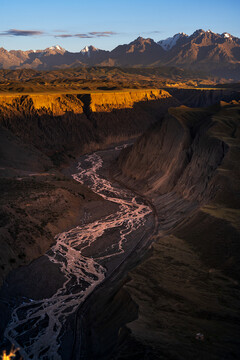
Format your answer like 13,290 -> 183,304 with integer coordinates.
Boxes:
1,89 -> 239,165
167,88 -> 240,107
117,102 -> 240,276
82,89 -> 172,112
0,90 -> 179,165
118,105 -> 228,203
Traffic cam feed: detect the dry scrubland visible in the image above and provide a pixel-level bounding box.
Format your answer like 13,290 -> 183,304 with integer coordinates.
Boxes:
0,67 -> 220,95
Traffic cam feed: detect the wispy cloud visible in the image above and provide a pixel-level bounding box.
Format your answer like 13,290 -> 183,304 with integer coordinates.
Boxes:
55,31 -> 117,38
0,29 -> 44,36
55,33 -> 92,38
143,30 -> 163,35
0,29 -> 118,39
53,29 -> 68,33
89,31 -> 117,36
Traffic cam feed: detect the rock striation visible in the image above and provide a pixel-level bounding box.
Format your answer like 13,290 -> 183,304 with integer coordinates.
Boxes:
117,102 -> 240,276
0,90 -> 179,163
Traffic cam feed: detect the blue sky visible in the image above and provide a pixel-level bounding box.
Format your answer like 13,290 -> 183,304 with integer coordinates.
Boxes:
1,0 -> 240,51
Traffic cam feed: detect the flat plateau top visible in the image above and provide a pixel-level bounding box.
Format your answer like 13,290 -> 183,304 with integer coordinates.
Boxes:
0,87 -> 232,97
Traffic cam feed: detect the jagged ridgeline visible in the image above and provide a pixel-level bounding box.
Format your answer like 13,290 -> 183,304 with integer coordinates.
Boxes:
0,29 -> 240,80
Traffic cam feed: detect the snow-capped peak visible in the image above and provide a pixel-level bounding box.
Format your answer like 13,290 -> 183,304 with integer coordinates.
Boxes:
81,46 -> 90,53
48,45 -> 65,52
80,45 -> 99,57
158,32 -> 188,51
222,32 -> 232,39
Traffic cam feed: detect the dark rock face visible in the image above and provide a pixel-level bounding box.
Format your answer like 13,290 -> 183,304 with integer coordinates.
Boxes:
167,88 -> 240,107
118,106 -> 226,203
117,101 -> 240,277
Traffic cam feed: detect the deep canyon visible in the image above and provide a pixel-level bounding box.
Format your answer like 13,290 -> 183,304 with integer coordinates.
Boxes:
0,87 -> 239,359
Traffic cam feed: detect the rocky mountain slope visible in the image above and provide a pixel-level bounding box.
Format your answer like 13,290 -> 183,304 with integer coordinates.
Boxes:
1,29 -> 239,79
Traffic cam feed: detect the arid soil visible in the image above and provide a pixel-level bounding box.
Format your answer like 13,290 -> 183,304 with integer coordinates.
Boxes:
0,66 -> 216,94
114,234 -> 240,359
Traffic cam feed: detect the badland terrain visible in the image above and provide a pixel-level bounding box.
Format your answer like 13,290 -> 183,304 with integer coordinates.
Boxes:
0,29 -> 239,360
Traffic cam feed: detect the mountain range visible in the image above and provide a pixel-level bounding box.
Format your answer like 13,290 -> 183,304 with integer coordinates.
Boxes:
1,29 -> 240,80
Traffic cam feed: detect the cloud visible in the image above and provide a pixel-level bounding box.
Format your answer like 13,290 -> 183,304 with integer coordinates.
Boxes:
0,29 -> 44,36
0,29 -> 118,39
89,31 -> 117,36
141,31 -> 163,36
56,33 -> 92,38
55,31 -> 117,38
53,29 -> 68,33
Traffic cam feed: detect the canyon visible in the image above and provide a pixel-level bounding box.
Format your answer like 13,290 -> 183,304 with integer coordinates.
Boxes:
0,87 -> 239,359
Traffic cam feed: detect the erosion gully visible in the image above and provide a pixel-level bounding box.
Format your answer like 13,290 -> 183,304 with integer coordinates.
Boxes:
1,144 -> 156,360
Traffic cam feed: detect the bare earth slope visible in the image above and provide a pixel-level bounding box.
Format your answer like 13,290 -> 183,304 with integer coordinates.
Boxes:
118,103 -> 240,277
109,102 -> 240,359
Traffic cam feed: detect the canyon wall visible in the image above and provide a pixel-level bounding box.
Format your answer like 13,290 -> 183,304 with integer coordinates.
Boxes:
118,106 -> 227,203
117,102 -> 240,277
0,90 -> 179,165
167,88 -> 240,107
83,102 -> 240,360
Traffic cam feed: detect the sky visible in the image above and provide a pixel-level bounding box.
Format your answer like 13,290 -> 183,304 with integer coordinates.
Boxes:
1,0 -> 240,52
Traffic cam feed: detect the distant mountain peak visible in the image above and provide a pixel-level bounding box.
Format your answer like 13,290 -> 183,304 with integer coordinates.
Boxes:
158,32 -> 188,51
192,29 -> 205,36
0,30 -> 239,80
222,32 -> 232,39
131,37 -> 154,44
80,45 -> 99,57
45,45 -> 66,53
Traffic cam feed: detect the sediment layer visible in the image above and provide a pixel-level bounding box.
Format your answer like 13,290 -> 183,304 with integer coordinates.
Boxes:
0,90 -> 179,164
